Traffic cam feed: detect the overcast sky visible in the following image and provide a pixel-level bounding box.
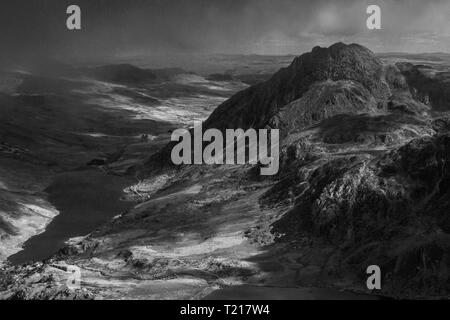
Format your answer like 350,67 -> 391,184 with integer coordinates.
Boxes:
1,0 -> 450,62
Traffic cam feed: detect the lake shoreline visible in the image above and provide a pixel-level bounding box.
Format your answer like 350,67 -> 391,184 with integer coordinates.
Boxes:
8,168 -> 135,265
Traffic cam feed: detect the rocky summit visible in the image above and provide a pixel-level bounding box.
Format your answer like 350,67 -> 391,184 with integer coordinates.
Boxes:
206,43 -> 409,132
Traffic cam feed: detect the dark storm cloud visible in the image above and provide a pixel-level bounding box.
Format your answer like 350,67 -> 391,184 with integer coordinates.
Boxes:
1,0 -> 449,63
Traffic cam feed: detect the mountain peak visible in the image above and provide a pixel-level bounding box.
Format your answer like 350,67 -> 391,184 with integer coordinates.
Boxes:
204,43 -> 391,132
291,42 -> 382,83
310,42 -> 373,57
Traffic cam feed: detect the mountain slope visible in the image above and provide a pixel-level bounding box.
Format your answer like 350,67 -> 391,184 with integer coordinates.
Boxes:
146,42 -> 429,169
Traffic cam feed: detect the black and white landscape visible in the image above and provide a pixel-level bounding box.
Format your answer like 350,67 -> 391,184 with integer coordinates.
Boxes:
0,0 -> 450,300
